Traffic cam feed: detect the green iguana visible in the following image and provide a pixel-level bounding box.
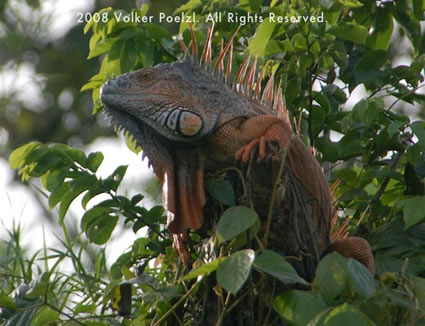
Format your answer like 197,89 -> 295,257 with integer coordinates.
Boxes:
100,24 -> 375,277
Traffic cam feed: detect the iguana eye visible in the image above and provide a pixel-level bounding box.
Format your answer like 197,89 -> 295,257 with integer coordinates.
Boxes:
137,69 -> 154,83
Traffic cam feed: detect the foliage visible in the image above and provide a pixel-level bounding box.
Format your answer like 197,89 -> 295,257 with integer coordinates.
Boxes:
5,0 -> 425,325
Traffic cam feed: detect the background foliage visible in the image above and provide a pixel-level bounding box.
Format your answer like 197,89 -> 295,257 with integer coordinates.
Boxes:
3,0 -> 425,325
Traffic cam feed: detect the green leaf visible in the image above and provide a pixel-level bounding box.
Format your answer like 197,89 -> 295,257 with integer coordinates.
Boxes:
401,195 -> 425,229
75,303 -> 96,314
182,257 -> 226,281
347,259 -> 375,298
81,206 -> 118,244
312,252 -> 348,301
248,18 -> 276,58
59,174 -> 97,221
328,22 -> 368,44
274,290 -> 328,325
205,179 -> 235,206
8,142 -> 40,170
48,182 -> 71,208
216,206 -> 259,242
32,306 -> 59,326
292,33 -> 308,51
411,121 -> 425,151
366,8 -> 393,50
217,249 -> 255,294
249,0 -> 261,11
87,152 -> 104,172
253,250 -> 307,285
104,165 -> 128,192
388,121 -> 405,137
410,276 -> 425,311
0,294 -> 16,310
67,148 -> 88,167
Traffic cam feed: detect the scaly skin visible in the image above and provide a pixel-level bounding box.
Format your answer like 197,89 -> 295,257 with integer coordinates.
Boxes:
100,55 -> 375,275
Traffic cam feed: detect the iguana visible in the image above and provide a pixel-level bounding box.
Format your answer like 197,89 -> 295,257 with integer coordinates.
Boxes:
100,24 -> 375,277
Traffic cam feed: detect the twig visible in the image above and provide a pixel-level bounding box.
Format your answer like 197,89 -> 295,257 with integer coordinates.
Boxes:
262,139 -> 290,249
216,291 -> 232,326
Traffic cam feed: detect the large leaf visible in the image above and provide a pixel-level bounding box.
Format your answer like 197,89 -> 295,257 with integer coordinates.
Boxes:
274,290 -> 328,326
216,206 -> 259,242
248,18 -> 276,57
217,249 -> 255,294
400,195 -> 425,229
347,259 -> 375,298
312,253 -> 348,301
366,8 -> 393,50
253,250 -> 307,285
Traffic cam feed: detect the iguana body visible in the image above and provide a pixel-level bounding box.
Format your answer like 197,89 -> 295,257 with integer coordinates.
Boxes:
100,24 -> 374,276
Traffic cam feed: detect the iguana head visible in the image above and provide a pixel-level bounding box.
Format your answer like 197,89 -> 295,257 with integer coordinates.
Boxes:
100,24 -> 284,236
100,57 -> 225,143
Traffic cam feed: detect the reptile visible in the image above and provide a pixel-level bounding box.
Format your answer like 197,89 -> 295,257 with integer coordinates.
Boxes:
100,24 -> 375,277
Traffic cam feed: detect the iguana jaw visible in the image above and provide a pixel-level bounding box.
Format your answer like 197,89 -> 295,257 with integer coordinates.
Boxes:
102,104 -> 206,235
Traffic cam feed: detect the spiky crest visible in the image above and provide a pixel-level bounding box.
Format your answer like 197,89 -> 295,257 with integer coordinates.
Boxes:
181,24 -> 289,122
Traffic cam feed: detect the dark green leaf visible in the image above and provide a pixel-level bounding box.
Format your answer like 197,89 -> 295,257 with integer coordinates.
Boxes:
205,179 -> 235,206
274,290 -> 327,325
366,8 -> 393,50
411,121 -> 425,151
401,195 -> 425,229
81,206 -> 114,232
0,294 -> 16,310
217,249 -> 255,294
32,306 -> 59,326
347,259 -> 375,298
48,182 -> 71,208
216,206 -> 259,242
59,174 -> 98,221
82,207 -> 119,244
65,148 -> 87,167
87,152 -> 104,172
253,250 -> 307,285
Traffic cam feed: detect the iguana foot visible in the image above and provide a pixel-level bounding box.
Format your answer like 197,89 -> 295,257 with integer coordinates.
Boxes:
234,136 -> 280,162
